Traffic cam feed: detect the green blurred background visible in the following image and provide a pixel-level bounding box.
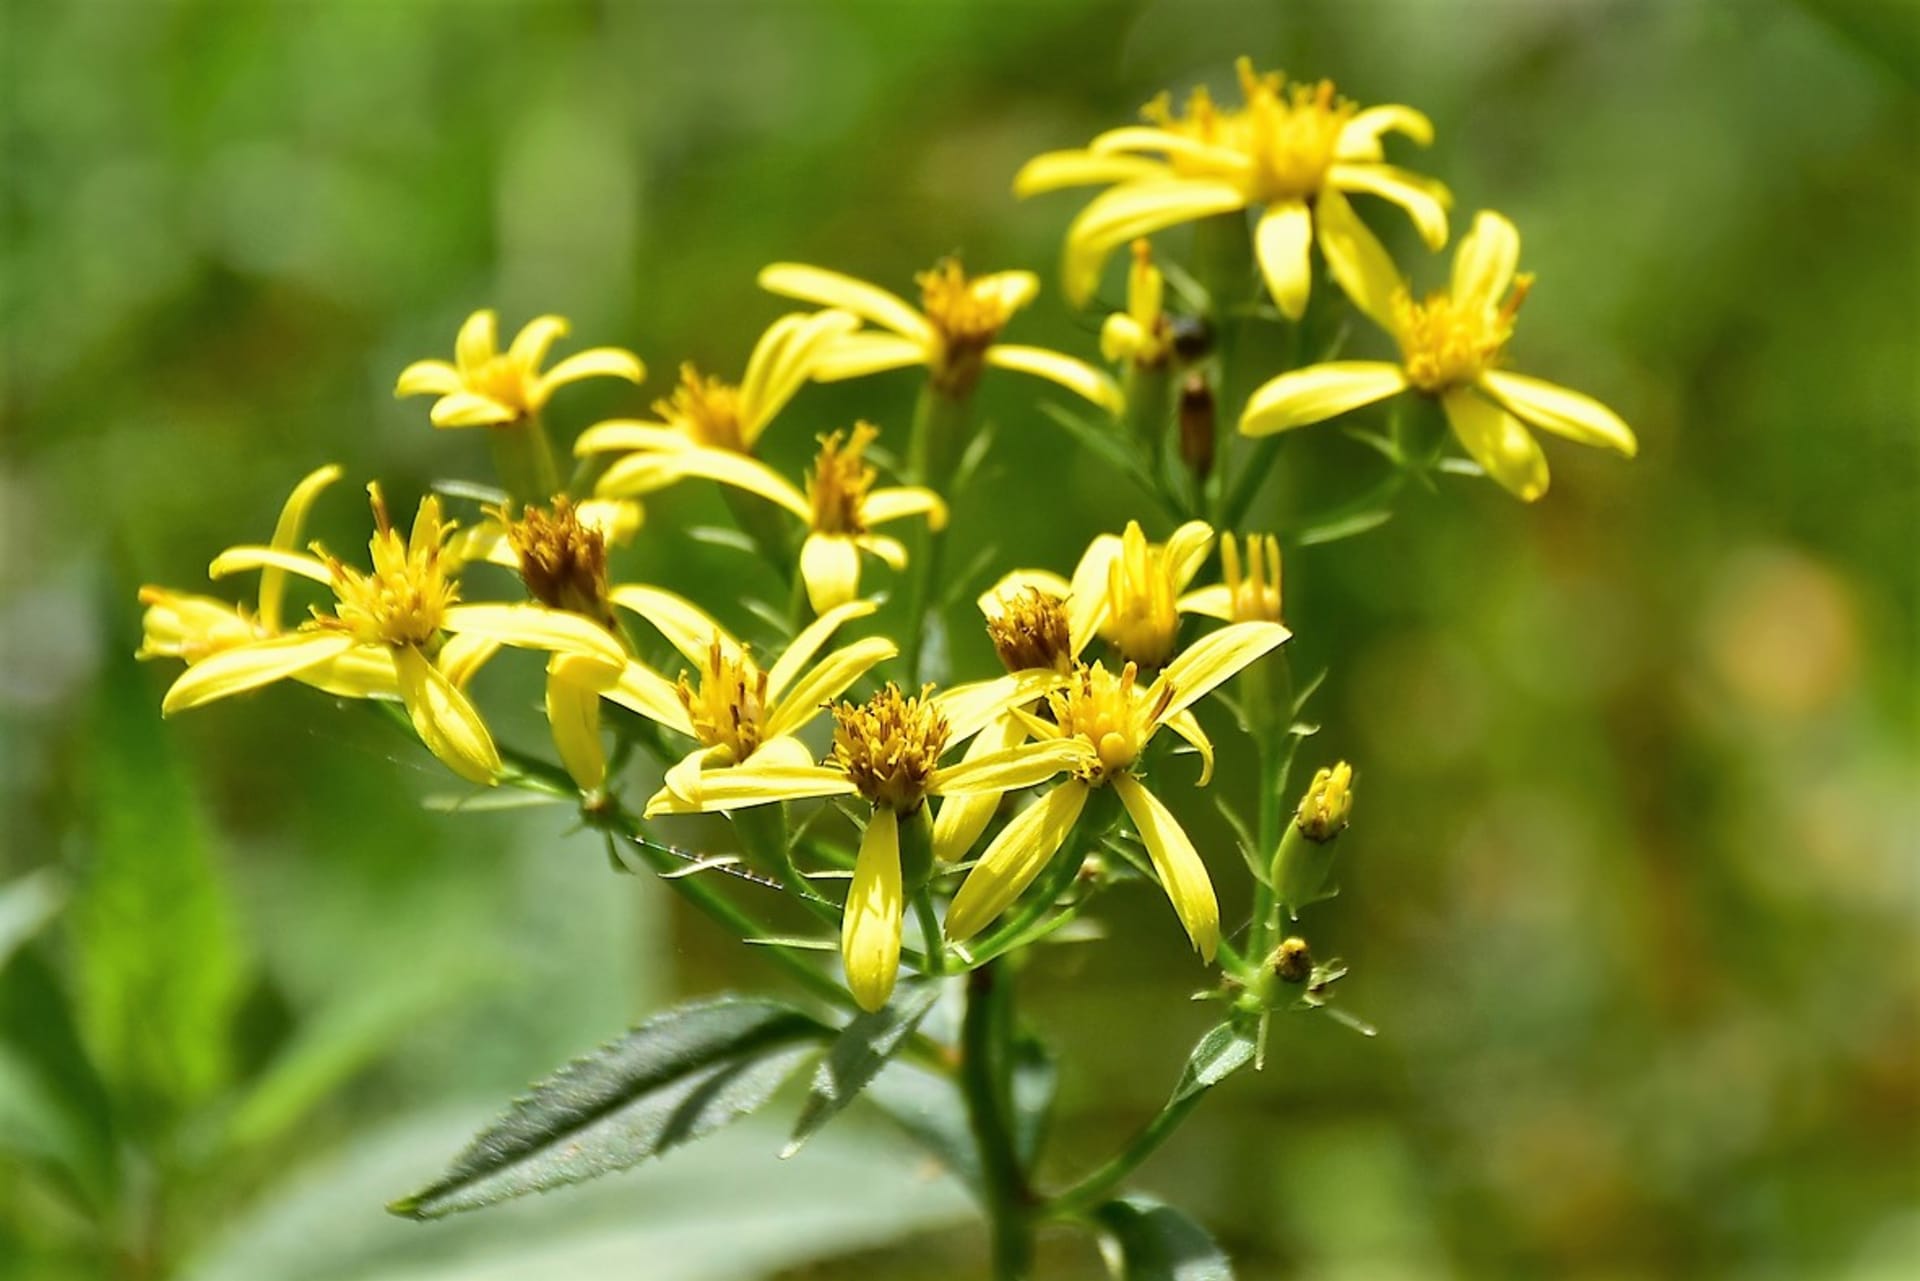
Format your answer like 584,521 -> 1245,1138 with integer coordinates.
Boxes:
3,1 -> 1915,1277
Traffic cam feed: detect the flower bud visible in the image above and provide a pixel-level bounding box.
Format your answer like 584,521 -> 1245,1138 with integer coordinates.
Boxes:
1270,762 -> 1355,918
1296,762 -> 1353,843
1272,936 -> 1313,984
1178,373 -> 1215,481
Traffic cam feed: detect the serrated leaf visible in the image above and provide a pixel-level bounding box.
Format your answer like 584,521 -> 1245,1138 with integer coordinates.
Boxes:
1096,1195 -> 1235,1280
1168,1022 -> 1256,1106
391,996 -> 827,1219
784,980 -> 941,1157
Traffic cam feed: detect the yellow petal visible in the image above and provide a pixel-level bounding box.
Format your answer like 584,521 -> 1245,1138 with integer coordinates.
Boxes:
1441,387 -> 1549,502
842,808 -> 904,1012
1163,520 -> 1216,592
601,446 -> 811,519
860,485 -> 948,532
534,348 -> 646,406
160,631 -> 356,714
210,546 -> 332,588
545,658 -> 605,791
857,533 -> 907,571
1479,370 -> 1636,457
299,646 -> 403,700
930,739 -> 1083,796
1088,127 -> 1252,176
1155,620 -> 1291,723
766,597 -> 879,700
608,584 -> 735,665
441,603 -> 625,665
1015,149 -> 1176,197
973,271 -> 1040,315
1314,187 -> 1404,335
1176,584 -> 1233,621
573,419 -> 691,456
662,745 -> 724,804
137,590 -> 254,661
747,733 -> 816,769
986,345 -> 1124,414
1063,180 -> 1247,306
931,714 -> 1025,862
1335,104 -> 1435,160
977,568 -> 1072,618
455,310 -> 498,375
933,669 -> 1069,743
577,498 -> 643,546
395,360 -> 463,398
1240,362 -> 1409,436
1254,202 -> 1313,321
945,780 -> 1089,944
1162,708 -> 1214,786
395,644 -> 501,786
739,309 -> 861,440
1329,163 -> 1452,251
1111,774 -> 1218,960
758,263 -> 933,343
643,761 -> 854,816
810,332 -> 930,382
800,534 -> 863,615
438,633 -> 501,688
1101,313 -> 1147,364
593,657 -> 697,738
1066,533 -> 1123,656
430,391 -> 515,428
1450,210 -> 1521,316
764,635 -> 898,740
506,315 -> 569,372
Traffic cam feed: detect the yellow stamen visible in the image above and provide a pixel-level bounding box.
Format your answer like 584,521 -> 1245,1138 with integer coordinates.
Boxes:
1047,661 -> 1171,784
676,638 -> 770,762
656,363 -> 747,452
316,485 -> 458,649
985,588 -> 1074,674
807,423 -> 879,535
1395,274 -> 1532,394
918,259 -> 1016,398
830,683 -> 952,813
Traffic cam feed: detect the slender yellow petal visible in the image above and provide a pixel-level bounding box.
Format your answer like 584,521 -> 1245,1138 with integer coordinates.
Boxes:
160,631 -> 356,714
1335,104 -> 1435,160
860,486 -> 948,532
601,446 -> 812,519
594,657 -> 697,737
608,584 -> 734,665
765,597 -> 878,700
1176,584 -> 1233,621
739,310 -> 861,439
1254,202 -> 1314,321
209,546 -> 332,588
1155,619 -> 1291,722
577,498 -> 642,545
395,360 -> 463,398
439,633 -> 501,689
1479,370 -> 1637,457
1112,774 -> 1218,960
974,271 -> 1040,315
986,345 -> 1124,414
395,644 -> 501,786
1163,520 -> 1215,592
758,263 -> 934,343
573,419 -> 691,456
800,533 -> 863,615
644,762 -> 855,816
506,315 -> 569,371
842,808 -> 904,1012
441,603 -> 625,665
1162,708 -> 1214,786
933,669 -> 1068,743
662,745 -> 726,804
299,646 -> 403,700
430,391 -> 515,428
1013,149 -> 1175,197
1063,180 -> 1247,305
1441,386 -> 1549,502
1314,187 -> 1404,335
930,739 -> 1083,797
1067,533 -> 1123,655
1240,361 -> 1409,436
455,310 -> 498,375
764,636 -> 898,740
810,332 -> 930,382
1329,163 -> 1452,250
1088,126 -> 1252,176
545,658 -> 605,791
931,714 -> 1024,862
945,780 -> 1089,944
534,348 -> 646,406
749,733 -> 816,769
1450,210 -> 1521,316
857,534 -> 907,570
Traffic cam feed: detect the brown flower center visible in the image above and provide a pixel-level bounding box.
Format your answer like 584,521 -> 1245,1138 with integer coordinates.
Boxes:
830,683 -> 951,813
986,588 -> 1074,674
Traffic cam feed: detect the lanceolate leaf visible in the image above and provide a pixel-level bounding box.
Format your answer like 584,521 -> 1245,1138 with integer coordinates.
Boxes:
1095,1195 -> 1235,1280
1168,1022 -> 1256,1107
390,996 -> 827,1219
783,980 -> 940,1158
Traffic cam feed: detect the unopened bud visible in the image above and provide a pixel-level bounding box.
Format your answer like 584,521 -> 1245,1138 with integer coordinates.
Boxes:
1178,373 -> 1214,481
1270,762 -> 1356,919
1272,936 -> 1313,984
1296,762 -> 1354,843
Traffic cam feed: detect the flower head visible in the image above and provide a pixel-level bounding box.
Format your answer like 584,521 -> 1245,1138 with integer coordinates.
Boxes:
1240,211 -> 1638,501
1181,531 -> 1283,625
985,587 -> 1075,675
1100,239 -> 1173,368
396,310 -> 644,429
758,260 -> 1122,413
831,684 -> 953,814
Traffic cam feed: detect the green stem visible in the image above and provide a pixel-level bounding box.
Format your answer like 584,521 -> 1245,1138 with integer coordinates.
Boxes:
1047,1085 -> 1210,1220
962,960 -> 1034,1279
901,383 -> 971,681
490,414 -> 563,505
913,889 -> 947,976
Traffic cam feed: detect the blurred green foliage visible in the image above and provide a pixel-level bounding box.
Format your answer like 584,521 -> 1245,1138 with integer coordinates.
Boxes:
2,0 -> 1914,1277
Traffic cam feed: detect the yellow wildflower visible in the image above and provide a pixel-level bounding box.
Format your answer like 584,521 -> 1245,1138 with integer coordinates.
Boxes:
1100,240 -> 1174,368
944,620 -> 1290,960
395,309 -> 644,428
572,310 -> 857,459
757,258 -> 1123,412
1178,531 -> 1283,625
594,422 -> 946,616
158,483 -> 625,785
1239,211 -> 1637,501
1015,58 -> 1447,319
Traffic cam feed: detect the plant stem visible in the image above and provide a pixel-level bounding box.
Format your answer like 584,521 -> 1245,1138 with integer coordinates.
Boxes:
901,382 -> 970,682
1047,1085 -> 1210,1220
490,414 -> 563,505
962,960 -> 1034,1279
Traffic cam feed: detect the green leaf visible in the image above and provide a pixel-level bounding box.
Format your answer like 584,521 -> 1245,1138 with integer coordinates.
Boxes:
0,868 -> 65,970
1211,796 -> 1267,887
1095,1195 -> 1235,1280
1009,1034 -> 1056,1167
390,996 -> 827,1219
1037,401 -> 1162,501
1168,1022 -> 1256,1107
784,980 -> 940,1157
864,1061 -> 983,1199
68,645 -> 247,1120
0,947 -> 117,1211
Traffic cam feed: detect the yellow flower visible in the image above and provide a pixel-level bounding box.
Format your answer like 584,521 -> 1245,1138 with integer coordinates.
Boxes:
1100,239 -> 1174,368
758,258 -> 1123,412
944,620 -> 1290,960
572,310 -> 858,459
395,310 -> 645,428
1178,531 -> 1283,625
1239,211 -> 1638,501
1014,58 -> 1447,319
648,679 -> 1085,1010
595,422 -> 946,616
158,483 -> 625,785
